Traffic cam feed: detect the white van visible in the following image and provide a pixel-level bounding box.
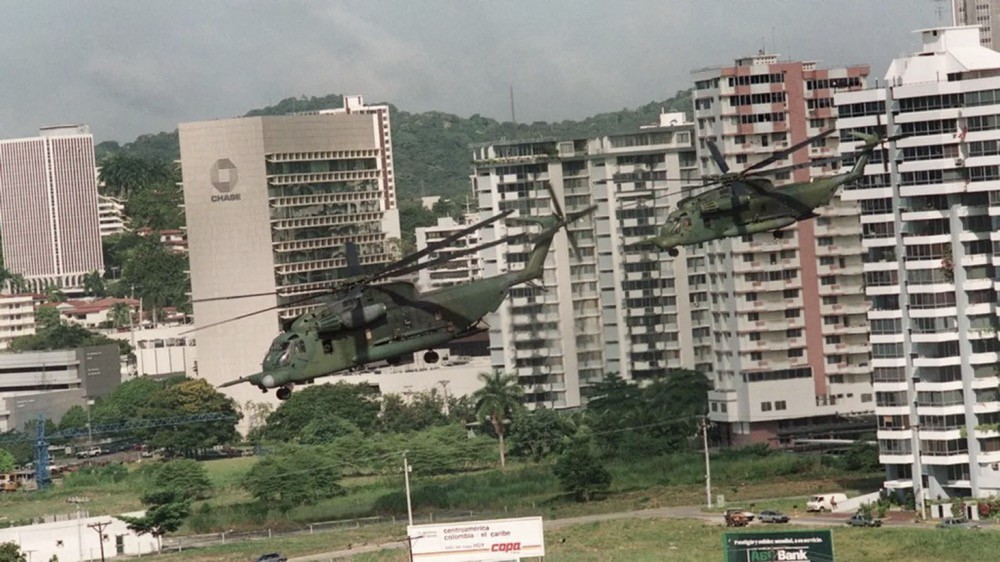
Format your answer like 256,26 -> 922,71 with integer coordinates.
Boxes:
806,493 -> 848,512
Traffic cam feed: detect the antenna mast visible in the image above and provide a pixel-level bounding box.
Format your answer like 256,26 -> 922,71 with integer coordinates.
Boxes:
510,83 -> 516,124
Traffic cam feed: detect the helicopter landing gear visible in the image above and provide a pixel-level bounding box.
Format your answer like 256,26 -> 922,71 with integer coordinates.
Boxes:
276,386 -> 293,401
667,248 -> 679,257
424,350 -> 440,364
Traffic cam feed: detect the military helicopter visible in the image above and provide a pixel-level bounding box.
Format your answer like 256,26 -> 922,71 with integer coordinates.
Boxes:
639,129 -> 894,256
212,198 -> 596,400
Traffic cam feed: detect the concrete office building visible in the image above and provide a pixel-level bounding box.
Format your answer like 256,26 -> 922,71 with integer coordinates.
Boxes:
838,26 -> 1000,502
691,53 -> 874,446
472,113 -> 702,408
954,0 -> 1000,48
0,125 -> 104,292
180,98 -> 401,404
0,344 -> 120,432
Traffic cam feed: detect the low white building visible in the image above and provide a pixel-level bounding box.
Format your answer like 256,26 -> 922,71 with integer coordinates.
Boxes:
103,324 -> 197,379
0,295 -> 36,350
0,511 -> 159,562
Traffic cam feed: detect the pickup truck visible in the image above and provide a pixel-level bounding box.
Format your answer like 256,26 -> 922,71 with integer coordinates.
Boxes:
847,514 -> 882,527
75,447 -> 103,459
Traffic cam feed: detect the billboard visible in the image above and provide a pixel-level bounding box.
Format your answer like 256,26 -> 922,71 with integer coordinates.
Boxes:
723,529 -> 834,561
408,516 -> 545,561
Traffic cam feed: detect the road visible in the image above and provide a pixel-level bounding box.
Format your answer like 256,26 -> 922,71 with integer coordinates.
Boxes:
287,505 -> 943,561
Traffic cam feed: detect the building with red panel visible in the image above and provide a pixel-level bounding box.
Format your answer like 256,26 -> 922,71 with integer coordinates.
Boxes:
690,53 -> 873,446
0,125 -> 104,292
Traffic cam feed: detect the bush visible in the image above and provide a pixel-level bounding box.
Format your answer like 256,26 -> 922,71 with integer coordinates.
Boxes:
553,439 -> 611,502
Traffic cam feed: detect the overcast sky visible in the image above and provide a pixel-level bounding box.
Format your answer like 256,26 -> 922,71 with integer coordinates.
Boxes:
1,1 -> 946,143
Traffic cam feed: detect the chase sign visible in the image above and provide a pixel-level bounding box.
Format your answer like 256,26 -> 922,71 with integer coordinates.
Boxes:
210,158 -> 240,202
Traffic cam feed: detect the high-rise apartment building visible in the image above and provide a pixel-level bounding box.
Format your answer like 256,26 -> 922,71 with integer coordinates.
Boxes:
691,54 -> 874,446
0,125 -> 104,291
415,213 -> 483,292
954,0 -> 1000,48
180,99 -> 400,403
472,113 -> 701,408
839,25 -> 1000,503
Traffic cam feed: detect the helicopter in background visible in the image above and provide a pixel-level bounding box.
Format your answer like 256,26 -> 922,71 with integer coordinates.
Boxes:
211,197 -> 596,400
639,129 -> 898,256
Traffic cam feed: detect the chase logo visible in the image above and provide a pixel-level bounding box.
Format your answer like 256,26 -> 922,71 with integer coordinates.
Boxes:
210,158 -> 241,202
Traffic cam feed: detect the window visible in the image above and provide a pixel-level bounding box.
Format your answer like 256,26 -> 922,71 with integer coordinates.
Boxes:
775,401 -> 787,411
788,348 -> 804,358
785,308 -> 800,318
817,237 -> 833,246
749,332 -> 761,341
819,256 -> 834,265
746,292 -> 758,302
861,394 -> 873,403
711,402 -> 718,412
827,354 -> 843,364
750,352 -> 763,361
783,289 -> 799,299
825,335 -> 841,344
744,253 -> 754,262
761,401 -> 773,411
748,312 -> 759,322
787,328 -> 802,338
822,296 -> 838,305
821,276 -> 837,286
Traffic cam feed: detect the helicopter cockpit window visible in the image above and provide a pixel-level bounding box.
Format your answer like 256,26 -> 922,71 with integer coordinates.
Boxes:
672,212 -> 692,233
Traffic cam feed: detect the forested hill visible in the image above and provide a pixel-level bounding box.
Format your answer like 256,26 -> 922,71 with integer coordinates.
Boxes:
95,89 -> 693,202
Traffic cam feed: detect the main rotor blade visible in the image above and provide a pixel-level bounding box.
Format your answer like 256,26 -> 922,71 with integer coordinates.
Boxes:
180,290 -> 328,335
379,232 -> 530,281
706,139 -> 730,173
753,156 -> 843,179
386,208 -> 514,274
742,129 -> 836,175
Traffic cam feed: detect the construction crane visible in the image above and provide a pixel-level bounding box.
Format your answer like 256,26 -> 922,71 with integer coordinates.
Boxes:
0,412 -> 237,489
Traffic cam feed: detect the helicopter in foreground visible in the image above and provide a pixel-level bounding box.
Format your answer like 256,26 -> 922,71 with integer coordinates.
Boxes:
640,130 -> 895,256
215,199 -> 596,400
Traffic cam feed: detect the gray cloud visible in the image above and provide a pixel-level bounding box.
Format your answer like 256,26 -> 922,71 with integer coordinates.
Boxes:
0,0 -> 942,142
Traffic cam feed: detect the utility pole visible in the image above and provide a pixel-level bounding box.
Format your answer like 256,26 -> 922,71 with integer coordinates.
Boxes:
702,418 -> 712,508
88,521 -> 112,562
403,452 -> 414,526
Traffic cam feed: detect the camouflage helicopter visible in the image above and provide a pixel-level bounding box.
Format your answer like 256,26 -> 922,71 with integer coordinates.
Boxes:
639,129 -> 897,256
211,198 -> 596,400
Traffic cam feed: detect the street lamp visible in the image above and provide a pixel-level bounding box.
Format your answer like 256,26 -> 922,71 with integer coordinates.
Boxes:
403,452 -> 414,526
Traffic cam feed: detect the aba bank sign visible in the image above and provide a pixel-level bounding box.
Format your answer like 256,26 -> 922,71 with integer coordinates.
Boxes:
408,516 -> 544,561
210,158 -> 241,203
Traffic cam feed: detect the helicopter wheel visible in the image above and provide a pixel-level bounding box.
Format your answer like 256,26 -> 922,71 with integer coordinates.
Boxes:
667,248 -> 679,257
276,387 -> 292,401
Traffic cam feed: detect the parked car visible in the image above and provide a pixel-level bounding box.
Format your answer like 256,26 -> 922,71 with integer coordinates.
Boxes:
847,514 -> 882,527
758,510 -> 790,523
254,554 -> 287,562
807,493 -> 848,512
936,517 -> 981,530
75,447 -> 102,459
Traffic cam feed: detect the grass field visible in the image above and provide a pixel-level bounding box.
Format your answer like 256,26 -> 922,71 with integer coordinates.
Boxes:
148,517 -> 1000,562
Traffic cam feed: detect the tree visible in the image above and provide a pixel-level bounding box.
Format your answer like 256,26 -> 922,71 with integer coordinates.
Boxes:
0,448 -> 15,473
7,274 -> 27,294
99,153 -> 173,198
262,382 -> 381,442
43,283 -> 67,303
82,270 -> 107,297
144,459 -> 213,500
9,322 -> 132,356
116,489 -> 190,552
140,378 -> 241,454
471,371 -> 523,468
117,237 -> 190,315
553,437 -> 612,502
507,407 -> 576,462
109,302 -> 133,328
379,390 -> 449,433
35,304 -> 62,329
241,445 -> 345,512
58,405 -> 89,433
0,542 -> 26,562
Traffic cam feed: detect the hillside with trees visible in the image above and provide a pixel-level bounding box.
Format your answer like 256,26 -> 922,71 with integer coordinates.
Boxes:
95,90 -> 693,203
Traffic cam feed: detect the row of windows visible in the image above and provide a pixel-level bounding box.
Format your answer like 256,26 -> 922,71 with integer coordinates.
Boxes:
807,76 -> 862,90
760,400 -> 788,412
739,113 -> 785,124
729,92 -> 787,106
806,98 -> 833,109
728,73 -> 784,86
744,367 -> 811,383
838,100 -> 886,118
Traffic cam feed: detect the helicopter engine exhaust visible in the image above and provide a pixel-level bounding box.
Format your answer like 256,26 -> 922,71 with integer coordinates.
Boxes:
423,350 -> 440,364
315,303 -> 388,333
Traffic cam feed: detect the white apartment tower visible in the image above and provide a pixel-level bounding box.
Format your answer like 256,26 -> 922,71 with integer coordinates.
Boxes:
415,213 -> 483,292
180,100 -> 400,404
691,54 -> 874,446
839,26 -> 1000,502
472,114 -> 702,408
0,125 -> 105,291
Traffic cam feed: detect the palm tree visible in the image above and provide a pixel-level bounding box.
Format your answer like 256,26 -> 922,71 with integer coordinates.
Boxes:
8,274 -> 28,294
472,371 -> 524,468
109,302 -> 133,328
83,270 -> 106,297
